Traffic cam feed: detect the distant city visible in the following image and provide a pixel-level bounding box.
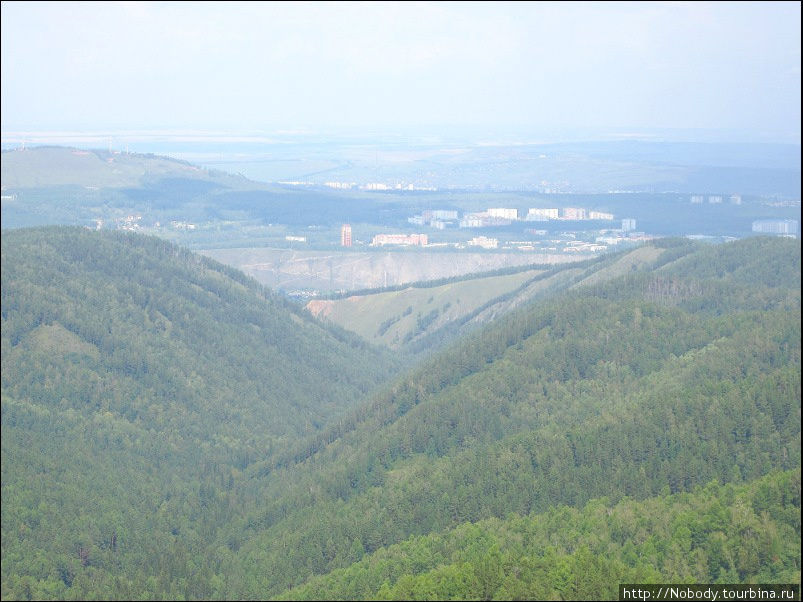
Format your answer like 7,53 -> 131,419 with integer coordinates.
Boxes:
98,200 -> 799,260
408,207 -> 617,229
2,143 -> 799,296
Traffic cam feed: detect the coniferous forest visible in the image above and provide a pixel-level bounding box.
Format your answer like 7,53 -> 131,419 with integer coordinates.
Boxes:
1,227 -> 800,600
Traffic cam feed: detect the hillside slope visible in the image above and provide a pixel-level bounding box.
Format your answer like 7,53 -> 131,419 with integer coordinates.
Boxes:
306,267 -> 546,348
1,227 -> 400,599
1,233 -> 798,600
0,146 -> 248,189
278,469 -> 801,600
219,237 -> 800,598
306,242 -> 685,352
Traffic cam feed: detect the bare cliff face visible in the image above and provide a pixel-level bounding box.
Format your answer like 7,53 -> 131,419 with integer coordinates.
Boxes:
199,247 -> 586,292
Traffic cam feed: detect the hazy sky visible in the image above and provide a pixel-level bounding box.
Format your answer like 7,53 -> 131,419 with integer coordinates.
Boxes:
1,1 -> 800,141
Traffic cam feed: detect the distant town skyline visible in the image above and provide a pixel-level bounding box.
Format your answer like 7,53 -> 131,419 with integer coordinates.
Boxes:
2,2 -> 800,143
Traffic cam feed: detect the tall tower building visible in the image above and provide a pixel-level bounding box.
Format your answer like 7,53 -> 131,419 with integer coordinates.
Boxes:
341,224 -> 352,247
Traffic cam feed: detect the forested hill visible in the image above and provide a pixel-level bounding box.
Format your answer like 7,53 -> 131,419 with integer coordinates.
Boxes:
1,233 -> 799,600
223,236 -> 800,598
2,227 -> 398,439
1,227 -> 400,599
277,469 -> 801,600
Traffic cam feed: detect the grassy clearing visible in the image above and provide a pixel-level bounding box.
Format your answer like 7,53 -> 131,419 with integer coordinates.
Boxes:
309,269 -> 544,347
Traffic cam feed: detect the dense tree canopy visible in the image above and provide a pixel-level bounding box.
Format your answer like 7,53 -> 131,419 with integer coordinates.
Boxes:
1,230 -> 800,600
1,227 -> 400,600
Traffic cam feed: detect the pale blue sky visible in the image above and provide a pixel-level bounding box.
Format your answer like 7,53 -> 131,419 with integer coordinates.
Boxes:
1,1 -> 800,141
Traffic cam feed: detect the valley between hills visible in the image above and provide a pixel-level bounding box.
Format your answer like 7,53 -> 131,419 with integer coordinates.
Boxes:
2,226 -> 799,600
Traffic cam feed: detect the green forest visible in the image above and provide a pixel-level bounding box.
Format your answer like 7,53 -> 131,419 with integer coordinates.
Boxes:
1,228 -> 800,600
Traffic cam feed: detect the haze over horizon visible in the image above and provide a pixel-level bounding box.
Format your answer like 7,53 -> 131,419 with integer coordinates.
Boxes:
2,1 -> 801,144
1,4 -> 801,601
